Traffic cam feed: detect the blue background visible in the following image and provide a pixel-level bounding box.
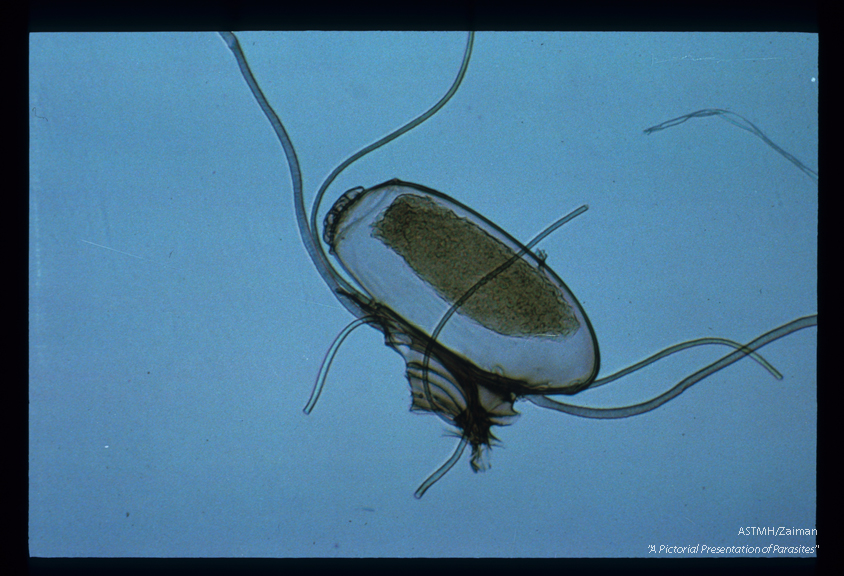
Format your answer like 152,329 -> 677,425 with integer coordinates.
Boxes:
30,32 -> 817,557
